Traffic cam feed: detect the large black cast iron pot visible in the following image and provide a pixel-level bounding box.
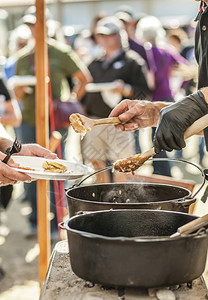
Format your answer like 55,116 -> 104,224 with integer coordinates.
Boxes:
60,209 -> 208,288
66,182 -> 196,216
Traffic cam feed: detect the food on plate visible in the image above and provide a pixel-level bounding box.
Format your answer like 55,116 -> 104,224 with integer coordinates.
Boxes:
69,113 -> 90,137
42,161 -> 67,173
17,166 -> 35,171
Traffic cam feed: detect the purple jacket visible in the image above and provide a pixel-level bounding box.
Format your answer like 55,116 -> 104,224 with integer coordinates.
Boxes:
129,37 -> 188,101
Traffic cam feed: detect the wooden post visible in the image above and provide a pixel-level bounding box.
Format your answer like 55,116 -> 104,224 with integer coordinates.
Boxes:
35,0 -> 50,288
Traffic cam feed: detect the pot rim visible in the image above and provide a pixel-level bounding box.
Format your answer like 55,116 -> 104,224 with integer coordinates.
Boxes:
62,209 -> 207,243
66,182 -> 194,205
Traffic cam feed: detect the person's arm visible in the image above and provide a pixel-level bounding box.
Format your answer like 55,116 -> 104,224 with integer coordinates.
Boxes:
109,99 -> 170,131
110,88 -> 208,153
71,66 -> 92,101
0,137 -> 13,153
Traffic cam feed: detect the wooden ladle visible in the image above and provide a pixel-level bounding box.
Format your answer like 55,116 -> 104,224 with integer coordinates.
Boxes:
114,114 -> 208,172
69,113 -> 122,135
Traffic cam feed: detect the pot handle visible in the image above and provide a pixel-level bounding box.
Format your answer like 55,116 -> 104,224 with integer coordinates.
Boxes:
193,168 -> 208,204
58,222 -> 66,230
151,158 -> 206,199
67,158 -> 206,198
68,165 -> 112,189
75,210 -> 91,215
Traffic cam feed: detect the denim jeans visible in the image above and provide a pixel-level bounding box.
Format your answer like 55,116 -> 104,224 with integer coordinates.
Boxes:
134,130 -> 141,154
151,127 -> 171,177
150,98 -> 174,177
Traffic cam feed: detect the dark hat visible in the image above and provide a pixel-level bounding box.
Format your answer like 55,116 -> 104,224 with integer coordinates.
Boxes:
95,16 -> 123,35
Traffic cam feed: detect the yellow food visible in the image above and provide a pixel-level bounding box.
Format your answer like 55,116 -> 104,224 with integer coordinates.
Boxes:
42,161 -> 67,173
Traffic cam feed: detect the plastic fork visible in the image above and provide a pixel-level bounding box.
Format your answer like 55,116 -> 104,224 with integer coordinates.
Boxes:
2,137 -> 22,164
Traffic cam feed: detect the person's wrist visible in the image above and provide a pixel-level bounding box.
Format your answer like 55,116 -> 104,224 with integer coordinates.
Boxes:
0,139 -> 13,153
153,102 -> 170,124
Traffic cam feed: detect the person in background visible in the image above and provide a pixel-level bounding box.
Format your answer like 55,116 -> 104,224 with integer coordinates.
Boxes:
13,12 -> 91,239
166,28 -> 193,98
114,7 -> 153,155
114,4 -> 138,39
73,12 -> 107,65
4,24 -> 32,81
81,16 -> 150,183
129,15 -> 189,176
166,27 -> 199,160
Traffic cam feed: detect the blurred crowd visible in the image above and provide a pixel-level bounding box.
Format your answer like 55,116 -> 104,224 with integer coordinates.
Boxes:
0,5 -> 203,245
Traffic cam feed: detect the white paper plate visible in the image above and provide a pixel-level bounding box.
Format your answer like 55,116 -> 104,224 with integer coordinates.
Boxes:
7,76 -> 37,89
85,82 -> 117,92
12,156 -> 94,180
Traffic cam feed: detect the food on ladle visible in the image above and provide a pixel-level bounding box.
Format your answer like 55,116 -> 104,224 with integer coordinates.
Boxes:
69,113 -> 90,137
113,153 -> 153,173
70,113 -> 122,138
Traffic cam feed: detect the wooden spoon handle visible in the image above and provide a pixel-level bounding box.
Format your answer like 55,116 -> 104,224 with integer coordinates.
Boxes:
173,213 -> 208,237
184,114 -> 208,139
49,131 -> 62,152
140,148 -> 156,159
94,117 -> 122,126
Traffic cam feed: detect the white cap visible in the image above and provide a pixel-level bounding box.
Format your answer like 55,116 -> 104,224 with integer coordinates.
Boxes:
95,16 -> 123,35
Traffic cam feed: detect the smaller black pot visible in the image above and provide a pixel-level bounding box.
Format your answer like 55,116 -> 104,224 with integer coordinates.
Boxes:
60,209 -> 208,288
66,182 -> 196,216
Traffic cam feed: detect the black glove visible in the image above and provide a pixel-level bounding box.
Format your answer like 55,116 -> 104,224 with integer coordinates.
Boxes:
154,90 -> 208,153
